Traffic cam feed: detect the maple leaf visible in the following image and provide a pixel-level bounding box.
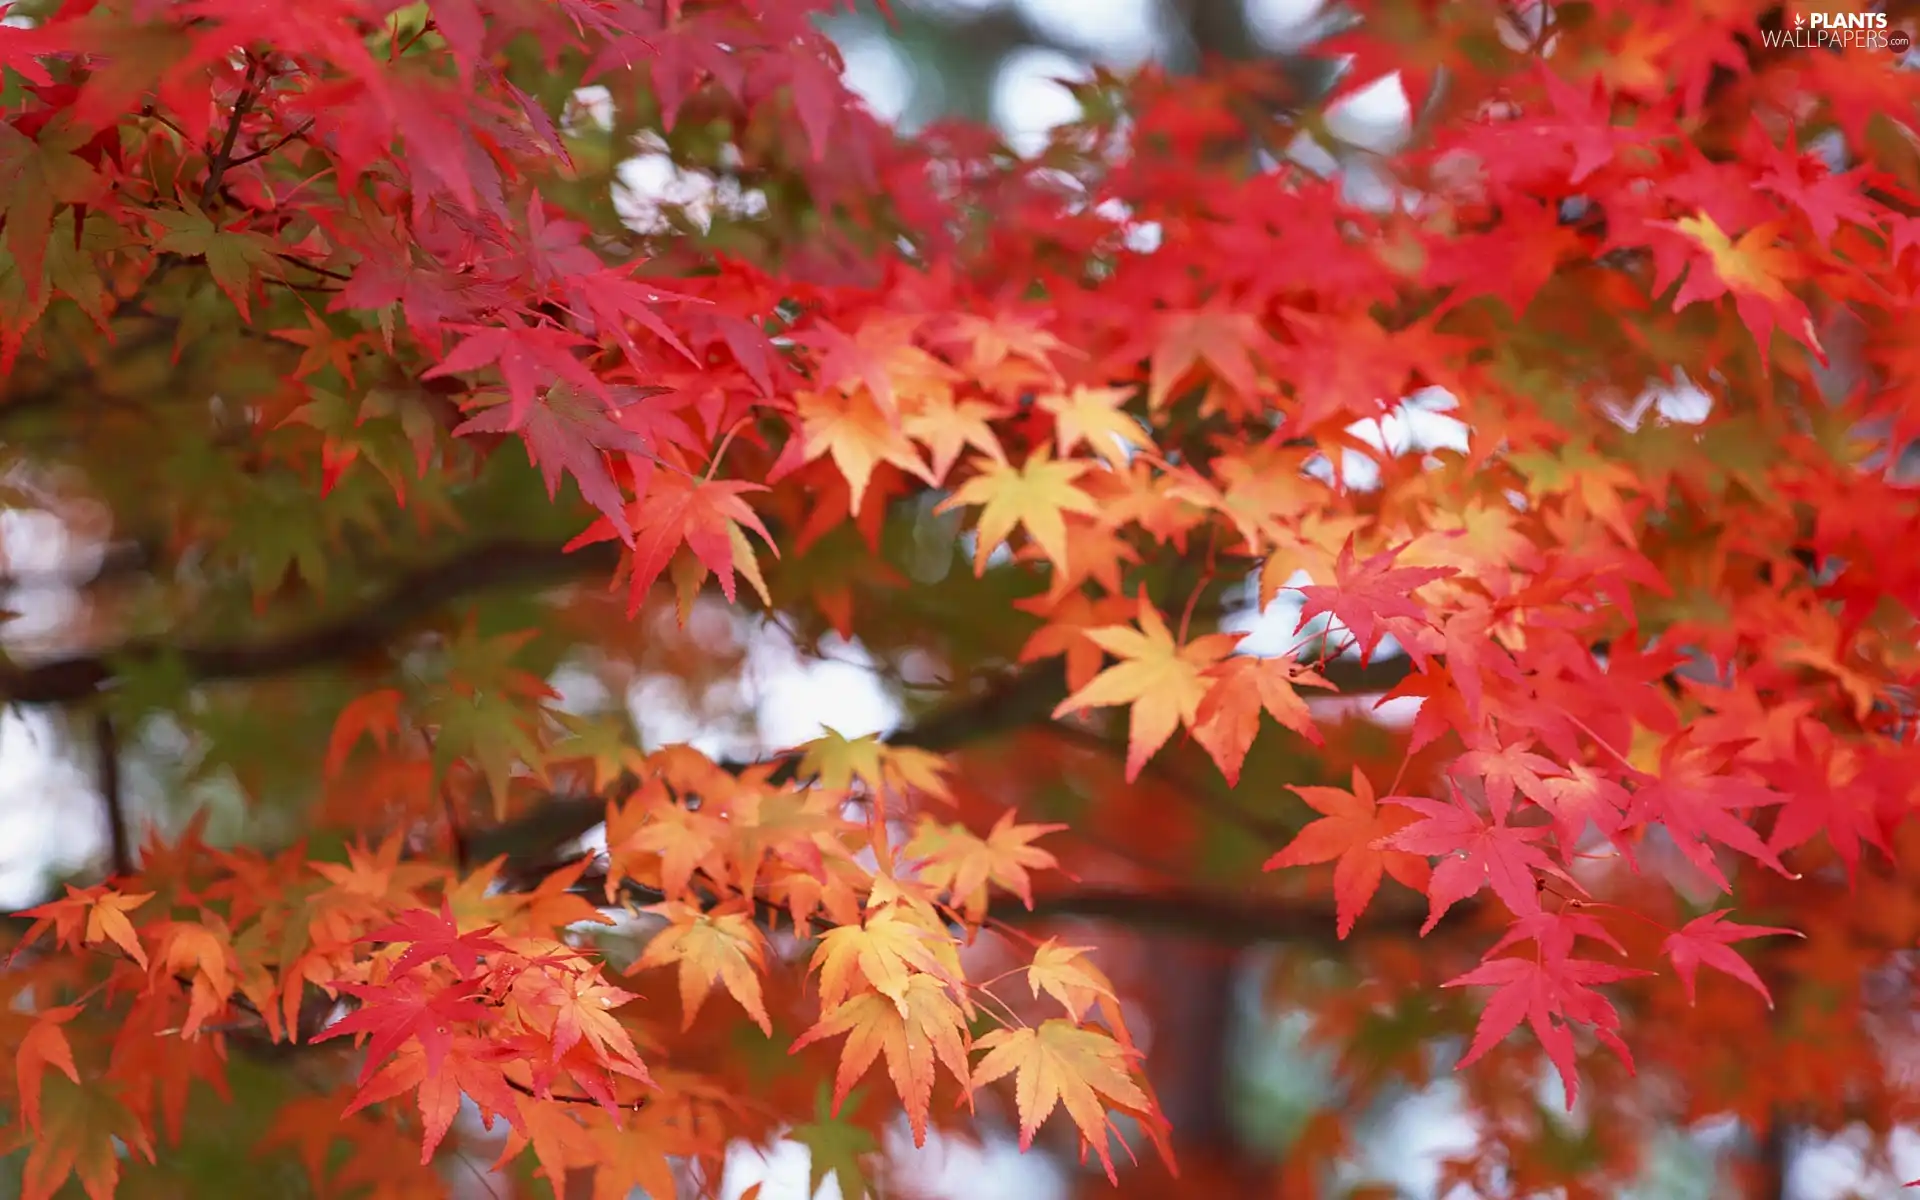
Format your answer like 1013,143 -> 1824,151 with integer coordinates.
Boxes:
1294,541 -> 1455,666
343,1038 -> 522,1164
789,974 -> 973,1147
1661,910 -> 1801,1010
796,728 -> 952,803
456,384 -> 654,544
1025,940 -> 1120,1023
520,966 -> 653,1084
9,1074 -> 155,1200
86,889 -> 153,968
146,206 -> 277,320
791,1086 -> 881,1200
935,447 -> 1101,577
0,116 -> 103,300
15,1005 -> 82,1131
1444,947 -> 1650,1110
632,904 -> 772,1034
904,811 -> 1065,923
903,393 -> 1006,484
363,901 -> 507,979
1040,385 -> 1150,467
1380,787 -> 1571,933
1191,653 -> 1331,785
1266,768 -> 1432,939
1127,308 -> 1267,410
808,907 -> 953,1014
1532,762 -> 1632,862
1625,744 -> 1792,891
1453,739 -> 1561,825
1015,591 -> 1141,693
1050,595 -> 1241,782
567,469 -> 778,616
421,317 -> 609,425
797,387 -> 936,511
313,975 -> 493,1085
13,886 -> 153,967
152,922 -> 237,1038
970,1020 -> 1151,1184
1663,213 -> 1821,365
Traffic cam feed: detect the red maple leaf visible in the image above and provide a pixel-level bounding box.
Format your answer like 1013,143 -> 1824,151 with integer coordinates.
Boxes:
1294,540 -> 1455,666
313,977 -> 493,1085
567,469 -> 777,615
1661,910 -> 1800,1009
1380,785 -> 1571,933
422,317 -> 609,424
1444,946 -> 1649,1110
1625,742 -> 1792,891
1265,768 -> 1431,939
456,384 -> 654,544
363,901 -> 507,980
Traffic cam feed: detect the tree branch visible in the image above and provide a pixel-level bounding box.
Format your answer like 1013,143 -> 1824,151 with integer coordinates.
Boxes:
0,538 -> 622,706
95,710 -> 132,878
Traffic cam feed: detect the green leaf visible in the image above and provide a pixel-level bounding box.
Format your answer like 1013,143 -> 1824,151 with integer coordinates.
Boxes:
147,207 -> 278,319
791,1086 -> 879,1200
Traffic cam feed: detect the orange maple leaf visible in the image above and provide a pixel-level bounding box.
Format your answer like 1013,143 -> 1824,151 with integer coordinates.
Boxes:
1051,594 -> 1241,781
1191,654 -> 1332,786
15,1005 -> 82,1131
1264,768 -> 1431,939
904,811 -> 1066,923
632,904 -> 772,1034
796,388 -> 935,511
789,973 -> 973,1147
808,907 -> 953,1014
969,1019 -> 1152,1183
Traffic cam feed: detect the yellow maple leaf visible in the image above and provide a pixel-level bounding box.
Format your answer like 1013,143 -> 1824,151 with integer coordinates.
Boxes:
1025,940 -> 1118,1023
903,393 -> 1005,483
797,388 -> 935,511
1050,594 -> 1241,781
969,1019 -> 1151,1182
808,907 -> 952,1014
935,448 -> 1100,577
789,974 -> 973,1147
796,728 -> 953,803
85,889 -> 153,968
633,904 -> 771,1034
904,811 -> 1065,923
1039,385 -> 1150,467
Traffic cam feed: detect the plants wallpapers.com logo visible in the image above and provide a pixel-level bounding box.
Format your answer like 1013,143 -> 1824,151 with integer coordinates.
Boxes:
1762,10 -> 1914,51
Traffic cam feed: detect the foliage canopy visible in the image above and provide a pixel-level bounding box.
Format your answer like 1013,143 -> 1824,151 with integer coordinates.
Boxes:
2,0 -> 1920,1196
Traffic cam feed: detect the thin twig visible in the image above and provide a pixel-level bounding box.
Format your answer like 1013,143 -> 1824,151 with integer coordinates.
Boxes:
226,118 -> 315,169
94,710 -> 132,877
200,63 -> 263,209
420,728 -> 470,873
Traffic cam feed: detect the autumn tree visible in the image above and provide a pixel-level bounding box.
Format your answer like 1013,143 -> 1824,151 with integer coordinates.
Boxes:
2,0 -> 1920,1196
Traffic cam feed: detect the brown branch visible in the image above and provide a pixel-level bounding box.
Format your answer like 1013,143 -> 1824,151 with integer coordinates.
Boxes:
95,710 -> 132,878
573,868 -> 1436,949
200,64 -> 262,209
0,538 -> 622,706
473,650 -> 1421,870
226,118 -> 315,169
